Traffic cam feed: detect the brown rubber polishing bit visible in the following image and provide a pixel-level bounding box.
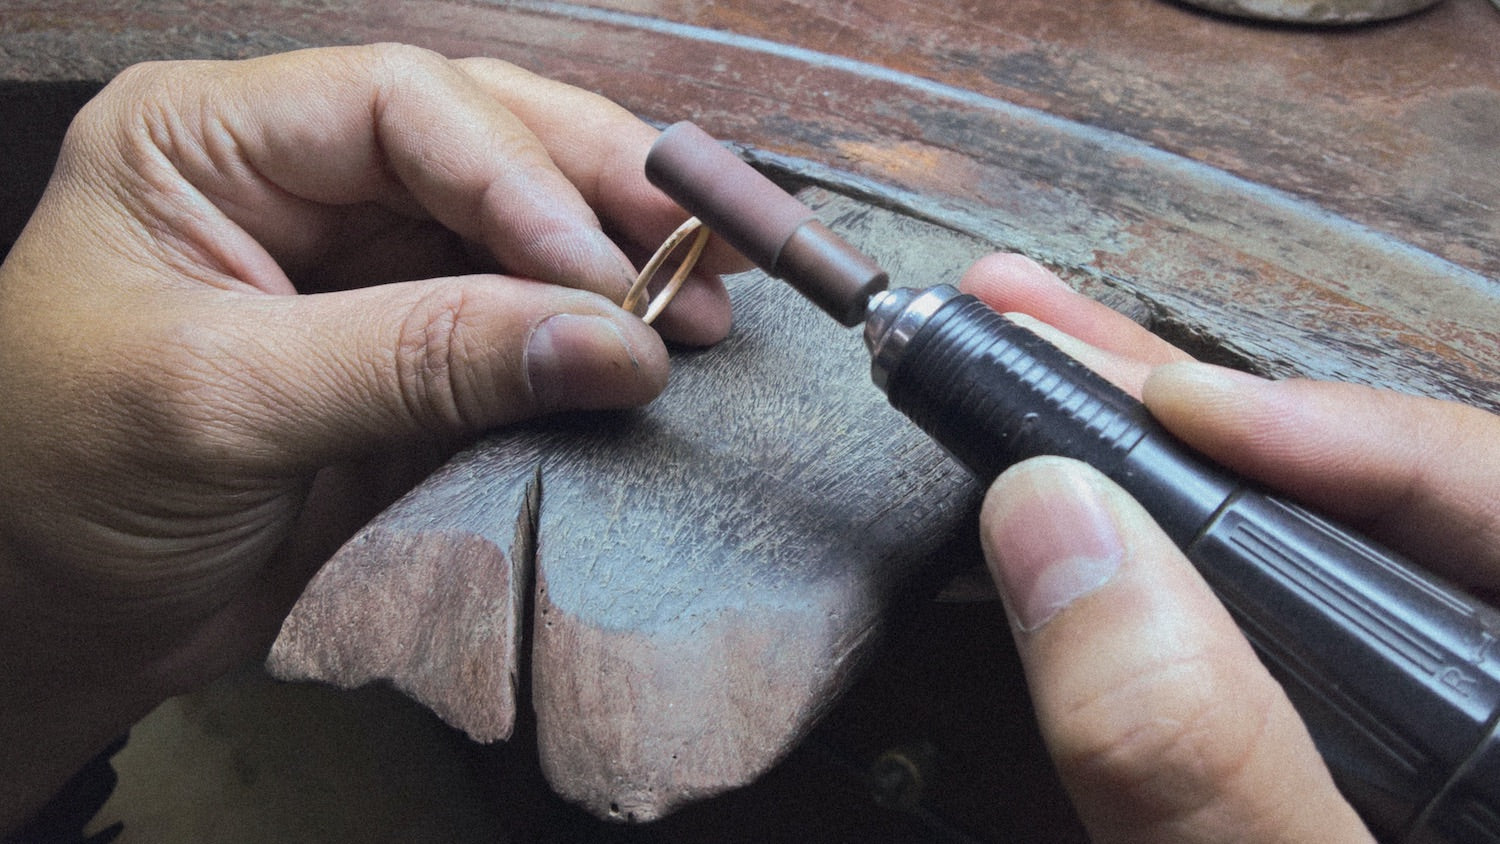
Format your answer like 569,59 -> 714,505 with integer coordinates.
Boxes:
645,121 -> 888,327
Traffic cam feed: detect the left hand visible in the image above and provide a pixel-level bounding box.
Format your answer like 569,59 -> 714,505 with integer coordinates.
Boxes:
0,44 -> 743,831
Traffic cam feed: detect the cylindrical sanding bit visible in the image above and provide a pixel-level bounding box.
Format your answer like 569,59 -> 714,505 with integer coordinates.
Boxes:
645,121 -> 888,326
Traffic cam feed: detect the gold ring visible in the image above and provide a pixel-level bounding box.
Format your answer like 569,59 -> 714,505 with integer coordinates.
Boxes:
623,216 -> 710,325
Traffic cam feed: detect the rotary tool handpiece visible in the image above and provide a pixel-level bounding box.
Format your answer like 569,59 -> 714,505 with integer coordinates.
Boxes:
867,285 -> 1500,843
643,121 -> 1500,842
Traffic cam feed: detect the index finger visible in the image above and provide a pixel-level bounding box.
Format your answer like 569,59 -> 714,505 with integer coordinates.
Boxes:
959,253 -> 1193,397
452,57 -> 746,344
960,253 -> 1190,365
452,57 -> 750,279
148,45 -> 645,303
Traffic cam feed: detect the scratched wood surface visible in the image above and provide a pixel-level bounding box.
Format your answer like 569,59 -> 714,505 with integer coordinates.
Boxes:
3,0 -> 1498,836
4,0 -> 1499,398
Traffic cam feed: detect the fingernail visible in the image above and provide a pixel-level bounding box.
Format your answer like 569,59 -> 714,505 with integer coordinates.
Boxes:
1013,253 -> 1053,276
996,252 -> 1064,287
525,314 -> 648,412
982,458 -> 1125,632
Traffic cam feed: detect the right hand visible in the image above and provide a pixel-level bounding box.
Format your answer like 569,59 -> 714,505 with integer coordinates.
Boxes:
967,253 -> 1500,842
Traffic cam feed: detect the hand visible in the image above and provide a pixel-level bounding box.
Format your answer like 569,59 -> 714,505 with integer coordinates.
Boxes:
0,44 -> 742,829
966,254 -> 1500,842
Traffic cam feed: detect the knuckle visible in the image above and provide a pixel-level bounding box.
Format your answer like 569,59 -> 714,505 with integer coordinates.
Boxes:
506,215 -> 590,270
66,62 -> 171,152
60,61 -> 207,203
87,60 -> 199,127
96,60 -> 174,100
361,42 -> 452,88
1051,654 -> 1274,829
393,286 -> 508,434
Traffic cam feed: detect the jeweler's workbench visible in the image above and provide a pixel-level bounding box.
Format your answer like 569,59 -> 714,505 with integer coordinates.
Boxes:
3,1 -> 1498,839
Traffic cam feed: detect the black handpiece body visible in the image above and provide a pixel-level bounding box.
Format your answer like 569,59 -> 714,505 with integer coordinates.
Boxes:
866,285 -> 1500,844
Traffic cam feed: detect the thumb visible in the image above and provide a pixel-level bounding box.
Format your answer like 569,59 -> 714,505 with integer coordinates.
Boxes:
147,275 -> 668,472
980,456 -> 1371,843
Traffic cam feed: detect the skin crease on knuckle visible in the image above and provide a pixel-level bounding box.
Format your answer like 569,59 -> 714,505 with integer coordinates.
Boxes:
456,58 -> 647,212
393,285 -> 494,435
65,92 -> 272,295
365,48 -> 638,299
1054,654 -> 1294,841
389,283 -> 578,435
365,46 -> 533,195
